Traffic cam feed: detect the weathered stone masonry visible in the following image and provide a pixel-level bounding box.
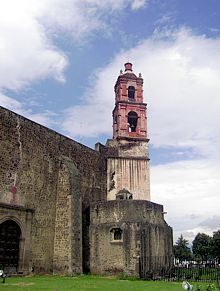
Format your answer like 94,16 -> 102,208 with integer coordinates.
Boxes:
0,106 -> 106,274
90,200 -> 173,276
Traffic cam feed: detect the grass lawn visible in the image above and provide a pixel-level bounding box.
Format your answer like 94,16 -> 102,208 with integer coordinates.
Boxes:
0,275 -> 217,291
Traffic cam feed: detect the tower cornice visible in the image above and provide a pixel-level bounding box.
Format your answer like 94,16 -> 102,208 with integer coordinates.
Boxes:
114,100 -> 147,106
115,136 -> 149,142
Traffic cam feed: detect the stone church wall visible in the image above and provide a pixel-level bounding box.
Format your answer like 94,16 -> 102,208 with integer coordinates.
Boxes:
0,106 -> 106,274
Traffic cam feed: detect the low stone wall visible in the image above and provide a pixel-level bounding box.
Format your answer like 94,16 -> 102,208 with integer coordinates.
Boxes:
90,200 -> 173,276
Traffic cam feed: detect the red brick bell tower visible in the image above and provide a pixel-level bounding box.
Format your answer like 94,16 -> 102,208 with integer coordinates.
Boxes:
113,63 -> 147,141
105,63 -> 150,201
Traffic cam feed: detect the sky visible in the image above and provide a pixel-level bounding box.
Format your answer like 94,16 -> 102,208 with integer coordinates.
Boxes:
0,0 -> 220,244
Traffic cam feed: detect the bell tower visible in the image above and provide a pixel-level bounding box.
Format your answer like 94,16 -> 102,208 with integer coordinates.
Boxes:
91,63 -> 173,277
106,63 -> 150,201
113,62 -> 147,141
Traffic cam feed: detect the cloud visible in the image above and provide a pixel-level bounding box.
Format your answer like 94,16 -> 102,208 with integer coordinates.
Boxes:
0,0 -> 148,92
199,216 -> 220,229
39,0 -> 148,39
0,0 -> 148,124
62,28 -> 220,160
62,66 -> 116,137
151,159 -> 220,242
0,94 -> 23,112
0,94 -> 57,128
131,0 -> 148,10
0,1 -> 68,91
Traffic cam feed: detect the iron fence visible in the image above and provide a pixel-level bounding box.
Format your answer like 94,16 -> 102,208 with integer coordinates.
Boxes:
139,257 -> 220,282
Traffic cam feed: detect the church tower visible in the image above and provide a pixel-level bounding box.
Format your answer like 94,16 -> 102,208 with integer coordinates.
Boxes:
106,63 -> 150,201
90,64 -> 173,276
113,62 -> 147,141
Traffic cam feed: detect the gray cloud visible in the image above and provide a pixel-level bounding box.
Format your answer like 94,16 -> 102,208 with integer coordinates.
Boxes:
199,216 -> 220,229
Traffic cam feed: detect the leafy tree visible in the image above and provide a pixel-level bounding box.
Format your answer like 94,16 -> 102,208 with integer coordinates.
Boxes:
192,233 -> 212,262
211,230 -> 220,263
173,234 -> 192,262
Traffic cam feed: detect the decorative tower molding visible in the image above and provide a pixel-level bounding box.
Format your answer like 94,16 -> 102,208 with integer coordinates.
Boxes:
106,63 -> 150,201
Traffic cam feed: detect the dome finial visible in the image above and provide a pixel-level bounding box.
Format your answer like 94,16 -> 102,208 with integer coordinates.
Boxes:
124,62 -> 133,72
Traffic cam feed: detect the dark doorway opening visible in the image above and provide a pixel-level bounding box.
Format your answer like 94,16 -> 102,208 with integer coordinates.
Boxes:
82,206 -> 90,273
0,220 -> 21,273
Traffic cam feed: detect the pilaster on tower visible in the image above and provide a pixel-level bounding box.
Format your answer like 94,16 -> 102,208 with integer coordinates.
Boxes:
105,63 -> 151,201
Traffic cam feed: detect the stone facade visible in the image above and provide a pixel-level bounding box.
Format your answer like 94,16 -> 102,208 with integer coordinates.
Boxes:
0,62 -> 173,277
0,107 -> 106,274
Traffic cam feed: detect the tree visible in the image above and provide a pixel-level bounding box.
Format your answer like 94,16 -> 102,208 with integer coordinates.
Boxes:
192,233 -> 212,262
211,230 -> 220,263
173,234 -> 192,262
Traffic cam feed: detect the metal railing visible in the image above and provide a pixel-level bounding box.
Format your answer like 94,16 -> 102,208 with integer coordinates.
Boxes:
139,257 -> 220,282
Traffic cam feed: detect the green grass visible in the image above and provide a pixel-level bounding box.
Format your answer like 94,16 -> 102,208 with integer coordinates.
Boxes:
0,275 -> 217,291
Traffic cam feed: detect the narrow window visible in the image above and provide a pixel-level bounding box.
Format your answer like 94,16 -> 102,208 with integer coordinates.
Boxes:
128,86 -> 135,99
128,111 -> 138,132
114,229 -> 122,240
110,228 -> 123,241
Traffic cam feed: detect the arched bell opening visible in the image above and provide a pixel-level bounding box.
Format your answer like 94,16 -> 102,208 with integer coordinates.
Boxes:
128,86 -> 135,99
0,220 -> 21,273
128,111 -> 138,132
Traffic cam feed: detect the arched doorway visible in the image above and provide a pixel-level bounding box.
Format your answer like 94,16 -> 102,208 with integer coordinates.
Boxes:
0,220 -> 21,272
